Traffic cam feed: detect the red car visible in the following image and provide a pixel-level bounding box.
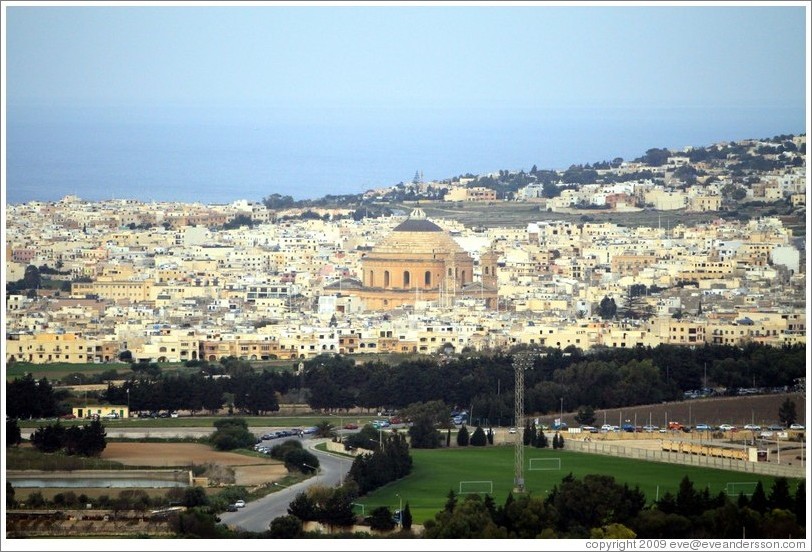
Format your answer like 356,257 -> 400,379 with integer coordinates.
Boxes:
59,413 -> 77,420
343,423 -> 359,430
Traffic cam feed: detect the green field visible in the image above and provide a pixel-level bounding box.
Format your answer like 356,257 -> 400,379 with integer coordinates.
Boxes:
5,361 -> 189,382
355,447 -> 802,524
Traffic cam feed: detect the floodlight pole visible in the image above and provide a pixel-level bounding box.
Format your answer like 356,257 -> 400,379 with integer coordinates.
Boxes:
513,350 -> 533,494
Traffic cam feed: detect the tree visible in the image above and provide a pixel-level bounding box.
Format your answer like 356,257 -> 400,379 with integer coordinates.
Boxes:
639,148 -> 671,167
182,486 -> 209,507
30,422 -> 66,453
623,284 -> 652,320
598,296 -> 617,320
767,478 -> 793,512
778,398 -> 797,427
444,489 -> 458,513
369,506 -> 396,531
574,405 -> 596,426
284,448 -> 320,474
404,400 -> 447,449
470,425 -> 487,446
22,264 -> 42,290
793,481 -> 805,526
6,419 -> 22,447
313,420 -> 336,438
401,502 -> 413,531
456,425 -> 470,447
268,514 -> 303,538
749,481 -> 768,514
6,481 -> 16,509
320,488 -> 357,527
78,420 -> 107,456
523,420 -> 535,446
288,491 -> 319,521
210,417 -> 255,451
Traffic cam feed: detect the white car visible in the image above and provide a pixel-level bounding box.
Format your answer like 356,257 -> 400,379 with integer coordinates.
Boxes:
718,424 -> 736,431
743,424 -> 761,431
234,500 -> 245,508
790,423 -> 805,430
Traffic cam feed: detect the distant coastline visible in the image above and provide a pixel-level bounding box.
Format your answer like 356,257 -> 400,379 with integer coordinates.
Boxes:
5,104 -> 805,205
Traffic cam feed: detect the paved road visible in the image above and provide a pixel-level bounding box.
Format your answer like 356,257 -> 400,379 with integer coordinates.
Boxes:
217,439 -> 354,533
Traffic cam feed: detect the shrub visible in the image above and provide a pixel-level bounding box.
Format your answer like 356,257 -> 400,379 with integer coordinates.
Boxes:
284,448 -> 320,474
470,426 -> 487,446
270,439 -> 303,461
368,506 -> 396,531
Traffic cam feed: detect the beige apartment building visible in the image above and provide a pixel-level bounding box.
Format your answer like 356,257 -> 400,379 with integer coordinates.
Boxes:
6,332 -> 93,364
72,279 -> 154,303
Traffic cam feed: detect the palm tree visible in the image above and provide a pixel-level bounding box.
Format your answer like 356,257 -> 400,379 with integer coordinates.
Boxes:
314,420 -> 336,438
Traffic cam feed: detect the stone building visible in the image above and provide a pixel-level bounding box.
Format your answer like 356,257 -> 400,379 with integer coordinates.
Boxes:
327,208 -> 497,310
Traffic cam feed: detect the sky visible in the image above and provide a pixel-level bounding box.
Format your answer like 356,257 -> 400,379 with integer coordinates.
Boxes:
1,1 -> 809,204
5,2 -> 808,114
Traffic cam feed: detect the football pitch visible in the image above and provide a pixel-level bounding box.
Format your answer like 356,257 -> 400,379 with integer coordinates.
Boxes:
355,447 -> 803,524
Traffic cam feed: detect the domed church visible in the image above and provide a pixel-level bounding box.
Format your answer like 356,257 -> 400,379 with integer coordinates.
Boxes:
330,208 -> 497,311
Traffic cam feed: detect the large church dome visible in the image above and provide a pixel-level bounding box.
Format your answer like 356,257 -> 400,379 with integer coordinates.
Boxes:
331,207 -> 497,313
371,208 -> 467,256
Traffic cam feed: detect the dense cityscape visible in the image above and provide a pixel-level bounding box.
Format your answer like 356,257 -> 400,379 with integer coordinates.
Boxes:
5,125 -> 809,545
6,134 -> 806,364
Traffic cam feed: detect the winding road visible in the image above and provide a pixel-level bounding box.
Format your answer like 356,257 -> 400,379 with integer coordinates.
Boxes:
216,438 -> 354,533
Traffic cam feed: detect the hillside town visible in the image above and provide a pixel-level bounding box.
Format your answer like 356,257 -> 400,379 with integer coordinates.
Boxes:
4,134 -> 806,366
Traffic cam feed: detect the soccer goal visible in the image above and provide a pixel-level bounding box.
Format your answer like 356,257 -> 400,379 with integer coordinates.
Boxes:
725,482 -> 758,497
528,458 -> 561,471
459,480 -> 494,494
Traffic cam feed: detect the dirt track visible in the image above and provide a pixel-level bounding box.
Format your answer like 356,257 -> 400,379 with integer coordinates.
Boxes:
100,442 -> 286,486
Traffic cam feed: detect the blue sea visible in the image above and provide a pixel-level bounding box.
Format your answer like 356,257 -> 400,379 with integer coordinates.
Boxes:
5,104 -> 805,205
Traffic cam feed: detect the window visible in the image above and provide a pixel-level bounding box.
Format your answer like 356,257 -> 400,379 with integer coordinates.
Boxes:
403,271 -> 411,286
424,271 -> 431,286
384,271 -> 390,287
369,270 -> 374,287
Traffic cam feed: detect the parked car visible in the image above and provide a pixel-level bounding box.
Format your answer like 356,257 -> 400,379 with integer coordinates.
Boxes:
767,424 -> 784,431
508,427 -> 517,434
790,423 -> 805,430
642,425 -> 659,432
302,426 -> 318,434
343,423 -> 359,430
743,424 -> 762,431
759,431 -> 775,439
695,424 -> 712,431
580,426 -> 598,433
718,424 -> 736,431
59,413 -> 77,420
234,500 -> 245,508
170,411 -> 179,418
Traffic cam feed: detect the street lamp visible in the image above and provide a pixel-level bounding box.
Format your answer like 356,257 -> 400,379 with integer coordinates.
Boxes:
302,463 -> 319,474
395,493 -> 403,529
126,388 -> 130,417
